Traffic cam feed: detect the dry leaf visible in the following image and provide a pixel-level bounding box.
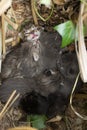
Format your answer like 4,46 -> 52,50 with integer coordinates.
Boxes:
53,0 -> 70,5
53,0 -> 65,5
0,0 -> 12,15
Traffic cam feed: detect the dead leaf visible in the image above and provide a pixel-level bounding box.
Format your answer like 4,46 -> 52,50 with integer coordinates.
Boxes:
53,0 -> 65,5
53,0 -> 70,5
47,115 -> 62,122
0,0 -> 12,15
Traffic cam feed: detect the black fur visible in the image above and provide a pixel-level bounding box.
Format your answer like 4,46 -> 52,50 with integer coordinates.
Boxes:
0,31 -> 83,118
1,31 -> 61,79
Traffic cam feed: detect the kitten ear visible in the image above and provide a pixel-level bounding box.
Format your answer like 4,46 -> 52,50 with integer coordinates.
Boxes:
33,52 -> 39,61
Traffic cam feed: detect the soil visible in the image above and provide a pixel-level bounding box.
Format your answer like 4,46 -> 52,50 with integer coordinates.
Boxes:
0,0 -> 87,130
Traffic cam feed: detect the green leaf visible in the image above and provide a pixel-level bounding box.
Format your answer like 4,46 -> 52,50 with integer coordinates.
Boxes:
27,115 -> 47,129
54,20 -> 76,47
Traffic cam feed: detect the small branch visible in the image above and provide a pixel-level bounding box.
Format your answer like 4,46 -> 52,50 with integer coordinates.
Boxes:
34,0 -> 54,22
0,90 -> 20,120
8,126 -> 37,130
4,14 -> 18,30
31,0 -> 38,25
5,37 -> 14,44
2,14 -> 6,56
11,6 -> 19,25
70,73 -> 87,120
75,2 -> 87,82
1,93 -> 20,118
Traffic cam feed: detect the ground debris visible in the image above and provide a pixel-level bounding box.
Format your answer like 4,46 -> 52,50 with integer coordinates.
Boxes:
0,102 -> 22,130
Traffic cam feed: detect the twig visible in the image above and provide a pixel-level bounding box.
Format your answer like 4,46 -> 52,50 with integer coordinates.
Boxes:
4,14 -> 18,30
2,14 -> 6,56
47,116 -> 62,123
34,0 -> 54,22
70,73 -> 87,120
5,37 -> 15,44
31,0 -> 38,25
1,93 -> 20,119
8,126 -> 37,130
11,6 -> 19,25
0,90 -> 16,118
0,90 -> 20,120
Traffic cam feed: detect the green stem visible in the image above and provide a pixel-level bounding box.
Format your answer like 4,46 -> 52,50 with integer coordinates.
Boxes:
34,0 -> 54,22
80,0 -> 87,6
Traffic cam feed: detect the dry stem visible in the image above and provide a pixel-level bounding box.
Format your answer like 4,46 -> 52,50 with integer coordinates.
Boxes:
31,0 -> 38,25
0,90 -> 20,120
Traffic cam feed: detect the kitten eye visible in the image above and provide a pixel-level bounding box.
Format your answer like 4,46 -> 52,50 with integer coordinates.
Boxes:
44,69 -> 52,76
68,67 -> 75,76
69,68 -> 74,74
